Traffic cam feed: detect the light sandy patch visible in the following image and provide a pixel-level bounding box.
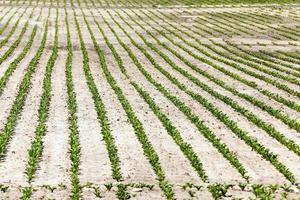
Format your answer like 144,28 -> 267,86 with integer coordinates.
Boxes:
155,40 -> 300,142
0,8 -> 32,56
0,186 -> 22,199
152,9 -> 300,93
0,14 -> 43,132
108,33 -> 244,184
30,186 -> 70,200
226,187 -> 256,199
137,35 -> 300,181
32,8 -> 70,189
125,184 -> 166,200
154,45 -> 300,182
81,186 -> 116,200
112,21 -> 289,183
32,53 -> 70,190
171,185 -> 212,200
126,184 -> 210,200
69,11 -> 112,185
79,12 -> 157,184
0,7 -> 27,38
0,47 -> 52,186
0,8 -> 41,77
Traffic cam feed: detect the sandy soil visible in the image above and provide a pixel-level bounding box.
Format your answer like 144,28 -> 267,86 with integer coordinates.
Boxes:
104,24 -> 288,183
0,6 -> 46,134
0,35 -> 52,186
69,15 -> 113,187
98,11 -> 244,183
0,2 -> 300,199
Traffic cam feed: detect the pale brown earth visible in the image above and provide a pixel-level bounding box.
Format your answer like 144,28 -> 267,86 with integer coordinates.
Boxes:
0,0 -> 300,199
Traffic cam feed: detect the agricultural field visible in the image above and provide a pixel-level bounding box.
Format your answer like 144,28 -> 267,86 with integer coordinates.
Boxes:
0,0 -> 300,199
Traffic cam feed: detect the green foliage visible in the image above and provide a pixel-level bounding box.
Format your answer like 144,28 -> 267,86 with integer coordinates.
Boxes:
117,8 -> 297,183
0,8 -> 20,35
252,184 -> 274,200
104,183 -> 113,191
0,9 -> 49,161
0,7 -> 40,95
64,6 -> 82,200
78,7 -> 175,199
0,7 -> 28,51
208,183 -> 232,200
21,187 -> 32,200
25,7 -> 58,183
116,184 -> 131,200
0,184 -> 9,193
72,7 -> 123,183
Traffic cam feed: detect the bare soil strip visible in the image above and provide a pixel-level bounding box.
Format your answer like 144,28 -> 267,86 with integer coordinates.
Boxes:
0,1 -> 300,199
69,10 -> 113,185
0,48 -> 52,186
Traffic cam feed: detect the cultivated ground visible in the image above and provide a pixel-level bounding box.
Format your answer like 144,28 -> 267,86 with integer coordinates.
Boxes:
0,0 -> 300,199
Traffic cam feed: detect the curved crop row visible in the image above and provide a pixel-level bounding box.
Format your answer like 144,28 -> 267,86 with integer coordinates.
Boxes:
191,12 -> 300,77
0,7 -> 11,21
146,10 -> 300,131
0,8 -> 49,167
206,11 -> 300,67
0,6 -> 37,64
24,6 -> 58,185
121,9 -> 300,157
0,7 -> 21,36
72,7 -> 123,184
0,7 -> 27,49
277,51 -> 300,61
88,8 -> 209,183
108,10 -> 297,183
154,10 -> 300,113
102,9 -> 251,181
0,7 -> 42,96
259,50 -> 300,67
166,11 -> 300,99
77,7 -> 175,199
231,11 -> 299,41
